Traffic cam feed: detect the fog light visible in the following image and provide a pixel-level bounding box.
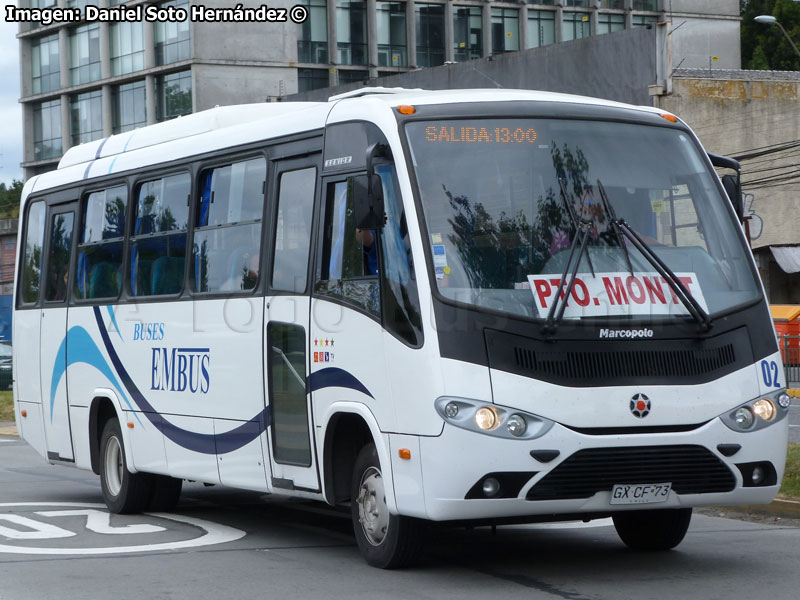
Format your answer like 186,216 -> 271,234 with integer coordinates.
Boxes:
506,414 -> 527,437
777,393 -> 792,409
482,477 -> 500,497
753,398 -> 775,421
752,466 -> 765,485
475,407 -> 497,430
734,406 -> 755,429
444,402 -> 459,418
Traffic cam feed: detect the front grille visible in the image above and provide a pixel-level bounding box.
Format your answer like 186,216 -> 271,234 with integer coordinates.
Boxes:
526,445 -> 736,501
513,344 -> 736,382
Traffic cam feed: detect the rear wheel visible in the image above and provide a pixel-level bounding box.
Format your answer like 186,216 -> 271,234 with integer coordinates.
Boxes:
613,508 -> 692,551
100,419 -> 152,514
351,443 -> 423,569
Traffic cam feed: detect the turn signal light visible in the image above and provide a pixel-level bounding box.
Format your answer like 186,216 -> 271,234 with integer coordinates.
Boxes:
20,410 -> 27,418
127,422 -> 135,429
398,448 -> 411,460
397,105 -> 416,115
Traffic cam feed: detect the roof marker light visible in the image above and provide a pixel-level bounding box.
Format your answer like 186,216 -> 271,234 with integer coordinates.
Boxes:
660,113 -> 678,123
397,105 -> 416,115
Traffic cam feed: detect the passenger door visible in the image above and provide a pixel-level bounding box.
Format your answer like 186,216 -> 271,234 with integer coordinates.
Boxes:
40,201 -> 78,462
264,153 -> 322,492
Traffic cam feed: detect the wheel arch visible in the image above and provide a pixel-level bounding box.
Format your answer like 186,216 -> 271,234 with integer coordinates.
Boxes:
320,402 -> 397,513
88,389 -> 133,475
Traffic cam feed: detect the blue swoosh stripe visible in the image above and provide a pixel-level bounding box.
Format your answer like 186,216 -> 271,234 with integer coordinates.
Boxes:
91,307 -> 374,455
105,305 -> 123,341
307,367 -> 374,399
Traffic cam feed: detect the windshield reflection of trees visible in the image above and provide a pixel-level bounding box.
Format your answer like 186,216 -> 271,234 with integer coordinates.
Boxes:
445,142 -> 604,289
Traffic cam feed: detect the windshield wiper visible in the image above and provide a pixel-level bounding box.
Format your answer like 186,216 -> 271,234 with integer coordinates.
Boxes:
543,180 -> 596,334
596,180 -> 712,331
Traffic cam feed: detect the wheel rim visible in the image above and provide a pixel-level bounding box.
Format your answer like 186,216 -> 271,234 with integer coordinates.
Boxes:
356,466 -> 390,546
104,435 -> 123,497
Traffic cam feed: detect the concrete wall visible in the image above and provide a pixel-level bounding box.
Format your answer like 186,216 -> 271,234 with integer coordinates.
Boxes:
288,26 -> 662,107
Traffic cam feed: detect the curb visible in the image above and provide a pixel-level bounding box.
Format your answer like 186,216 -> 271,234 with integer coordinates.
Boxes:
0,422 -> 17,437
729,498 -> 800,519
788,389 -> 800,398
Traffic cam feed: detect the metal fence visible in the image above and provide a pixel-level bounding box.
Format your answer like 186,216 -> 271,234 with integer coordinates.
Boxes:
778,334 -> 800,387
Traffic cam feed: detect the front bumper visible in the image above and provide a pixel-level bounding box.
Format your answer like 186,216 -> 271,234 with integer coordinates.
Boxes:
416,415 -> 788,522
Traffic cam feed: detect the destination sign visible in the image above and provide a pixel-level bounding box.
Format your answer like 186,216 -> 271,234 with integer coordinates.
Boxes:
424,125 -> 538,144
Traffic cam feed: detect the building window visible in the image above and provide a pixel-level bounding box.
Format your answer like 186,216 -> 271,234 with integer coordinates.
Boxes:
110,21 -> 145,76
33,99 -> 61,161
338,69 -> 369,84
31,34 -> 60,95
416,3 -> 445,67
377,2 -> 407,67
527,10 -> 556,48
30,0 -> 57,27
71,90 -> 103,146
599,0 -> 625,8
298,0 -> 328,63
155,0 -> 191,65
633,14 -> 659,27
193,158 -> 266,294
112,80 -> 146,133
66,0 -> 91,11
562,11 -> 591,42
298,68 -> 329,92
453,6 -> 482,62
492,8 -> 519,54
336,0 -> 368,66
75,185 -> 127,300
526,1 -> 554,4
70,24 -> 101,85
598,13 -> 625,35
156,70 -> 192,121
633,0 -> 660,10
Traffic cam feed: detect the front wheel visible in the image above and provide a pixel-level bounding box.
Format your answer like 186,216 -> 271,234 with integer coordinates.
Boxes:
100,419 -> 152,514
613,508 -> 692,551
351,444 -> 423,569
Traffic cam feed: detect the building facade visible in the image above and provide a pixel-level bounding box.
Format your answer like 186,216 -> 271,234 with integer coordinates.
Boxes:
17,0 -> 741,179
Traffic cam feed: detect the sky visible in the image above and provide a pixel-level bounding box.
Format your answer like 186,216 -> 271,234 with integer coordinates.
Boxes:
0,2 -> 23,186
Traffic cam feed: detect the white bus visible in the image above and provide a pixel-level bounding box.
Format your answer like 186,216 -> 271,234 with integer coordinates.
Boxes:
13,88 -> 790,568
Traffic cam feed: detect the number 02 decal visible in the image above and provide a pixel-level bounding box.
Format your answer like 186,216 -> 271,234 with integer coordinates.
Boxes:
761,360 -> 781,388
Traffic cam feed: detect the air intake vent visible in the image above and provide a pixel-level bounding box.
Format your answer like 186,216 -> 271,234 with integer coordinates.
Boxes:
485,327 -> 752,386
513,344 -> 736,381
526,445 -> 736,501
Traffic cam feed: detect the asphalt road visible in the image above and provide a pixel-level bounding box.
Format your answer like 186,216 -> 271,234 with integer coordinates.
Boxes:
2,432 -> 800,600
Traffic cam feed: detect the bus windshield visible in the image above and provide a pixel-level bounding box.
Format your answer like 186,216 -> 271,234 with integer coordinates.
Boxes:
406,118 -> 761,322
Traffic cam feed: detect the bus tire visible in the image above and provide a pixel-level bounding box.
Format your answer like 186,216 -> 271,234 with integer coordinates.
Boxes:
148,474 -> 182,512
99,419 -> 152,514
351,443 -> 422,569
612,508 -> 692,551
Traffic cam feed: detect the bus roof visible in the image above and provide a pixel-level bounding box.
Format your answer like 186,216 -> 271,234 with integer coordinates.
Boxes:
24,88 -> 671,201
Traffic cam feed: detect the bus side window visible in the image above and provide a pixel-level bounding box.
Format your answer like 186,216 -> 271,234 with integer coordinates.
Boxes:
75,185 -> 126,300
130,173 -> 190,297
19,201 -> 46,304
44,211 -> 75,303
272,167 -> 316,294
315,179 -> 380,317
192,157 -> 265,293
376,165 -> 423,346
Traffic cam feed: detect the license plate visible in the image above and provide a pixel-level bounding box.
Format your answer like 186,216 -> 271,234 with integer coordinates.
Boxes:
610,482 -> 672,505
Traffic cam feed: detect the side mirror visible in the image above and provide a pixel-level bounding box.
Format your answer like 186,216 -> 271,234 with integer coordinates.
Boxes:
708,152 -> 744,222
352,174 -> 384,230
721,174 -> 744,221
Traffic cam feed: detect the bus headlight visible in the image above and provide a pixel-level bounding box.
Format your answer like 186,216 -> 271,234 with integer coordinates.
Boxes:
720,390 -> 790,433
434,397 -> 553,440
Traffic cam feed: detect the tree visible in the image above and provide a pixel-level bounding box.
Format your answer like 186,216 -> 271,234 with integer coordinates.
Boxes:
741,0 -> 800,70
0,179 -> 24,218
